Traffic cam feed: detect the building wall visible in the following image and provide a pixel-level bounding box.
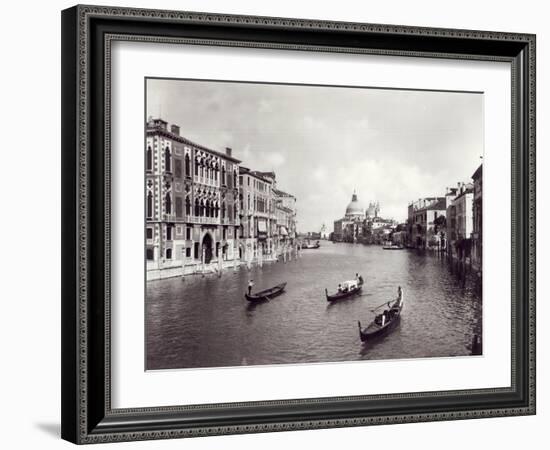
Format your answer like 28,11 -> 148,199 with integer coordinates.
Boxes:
145,120 -> 241,275
471,166 -> 483,271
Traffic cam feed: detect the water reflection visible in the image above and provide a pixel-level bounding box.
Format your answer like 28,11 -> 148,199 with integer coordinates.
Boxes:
146,243 -> 482,370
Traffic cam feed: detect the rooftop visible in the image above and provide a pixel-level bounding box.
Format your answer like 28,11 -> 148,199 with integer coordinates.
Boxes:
273,188 -> 294,198
146,118 -> 241,163
472,164 -> 483,180
239,166 -> 272,183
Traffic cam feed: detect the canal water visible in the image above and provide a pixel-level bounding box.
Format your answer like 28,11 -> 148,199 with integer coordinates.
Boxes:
146,242 -> 482,370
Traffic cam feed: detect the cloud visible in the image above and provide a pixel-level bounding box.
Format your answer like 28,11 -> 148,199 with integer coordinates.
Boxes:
265,152 -> 286,168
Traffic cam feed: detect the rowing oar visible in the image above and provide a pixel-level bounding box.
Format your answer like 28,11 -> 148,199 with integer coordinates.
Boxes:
369,300 -> 392,312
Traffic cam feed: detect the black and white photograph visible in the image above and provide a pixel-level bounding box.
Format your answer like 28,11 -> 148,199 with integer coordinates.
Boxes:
145,78 -> 484,371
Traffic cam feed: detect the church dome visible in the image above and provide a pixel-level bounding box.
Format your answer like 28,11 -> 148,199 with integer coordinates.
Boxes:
345,192 -> 364,218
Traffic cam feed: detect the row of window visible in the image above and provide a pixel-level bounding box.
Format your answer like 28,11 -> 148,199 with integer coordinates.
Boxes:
239,175 -> 269,193
146,226 -> 235,242
146,146 -> 238,187
146,191 -> 239,220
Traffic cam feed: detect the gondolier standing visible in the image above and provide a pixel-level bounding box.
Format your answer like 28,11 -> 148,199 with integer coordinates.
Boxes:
248,279 -> 254,296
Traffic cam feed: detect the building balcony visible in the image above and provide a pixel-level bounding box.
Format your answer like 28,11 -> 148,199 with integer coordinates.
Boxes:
220,218 -> 240,226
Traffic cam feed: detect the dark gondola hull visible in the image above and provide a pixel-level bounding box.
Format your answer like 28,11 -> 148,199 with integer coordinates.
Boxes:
326,285 -> 362,302
359,297 -> 403,342
245,282 -> 287,302
359,315 -> 400,341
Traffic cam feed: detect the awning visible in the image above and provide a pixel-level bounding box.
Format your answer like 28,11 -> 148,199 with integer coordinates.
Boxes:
257,220 -> 267,233
280,226 -> 288,236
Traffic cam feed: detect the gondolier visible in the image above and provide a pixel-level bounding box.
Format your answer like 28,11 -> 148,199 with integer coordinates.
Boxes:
358,287 -> 405,342
248,279 -> 254,296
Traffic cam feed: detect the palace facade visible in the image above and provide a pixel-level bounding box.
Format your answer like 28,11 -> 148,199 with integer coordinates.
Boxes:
146,118 -> 298,279
146,118 -> 241,279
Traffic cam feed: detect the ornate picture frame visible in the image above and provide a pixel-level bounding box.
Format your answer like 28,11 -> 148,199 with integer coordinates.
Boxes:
61,5 -> 535,444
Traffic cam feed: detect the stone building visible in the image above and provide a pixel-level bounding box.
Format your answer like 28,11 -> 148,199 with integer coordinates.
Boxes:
333,192 -> 365,242
238,167 -> 276,264
273,188 -> 297,249
446,182 -> 474,262
471,164 -> 483,273
145,118 -> 241,279
408,197 -> 448,249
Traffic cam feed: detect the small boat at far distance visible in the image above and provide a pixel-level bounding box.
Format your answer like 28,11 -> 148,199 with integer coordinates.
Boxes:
245,282 -> 287,302
302,240 -> 321,249
358,288 -> 404,342
326,278 -> 363,302
382,242 -> 404,250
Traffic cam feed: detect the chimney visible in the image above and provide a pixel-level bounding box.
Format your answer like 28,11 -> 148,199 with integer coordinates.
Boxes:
225,147 -> 232,157
171,124 -> 180,136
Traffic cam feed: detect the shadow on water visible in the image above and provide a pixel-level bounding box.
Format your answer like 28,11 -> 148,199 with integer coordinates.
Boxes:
246,300 -> 268,313
359,319 -> 403,357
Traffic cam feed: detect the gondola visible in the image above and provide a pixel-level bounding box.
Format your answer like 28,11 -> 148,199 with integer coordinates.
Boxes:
382,241 -> 404,250
326,278 -> 363,302
245,282 -> 287,302
358,289 -> 404,342
302,241 -> 321,249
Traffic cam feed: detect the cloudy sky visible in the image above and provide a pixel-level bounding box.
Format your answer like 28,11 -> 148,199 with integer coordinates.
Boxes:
147,78 -> 483,231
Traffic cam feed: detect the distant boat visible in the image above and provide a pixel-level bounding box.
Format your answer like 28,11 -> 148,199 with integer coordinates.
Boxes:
245,282 -> 287,302
326,278 -> 363,302
358,289 -> 404,342
302,240 -> 321,249
382,242 -> 404,250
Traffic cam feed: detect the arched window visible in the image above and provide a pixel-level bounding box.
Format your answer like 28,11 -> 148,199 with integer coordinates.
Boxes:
146,146 -> 152,171
164,148 -> 171,172
165,193 -> 172,214
184,154 -> 190,177
166,248 -> 172,259
205,200 -> 211,218
233,171 -> 237,187
146,191 -> 153,218
195,157 -> 199,176
185,197 -> 191,215
221,202 -> 226,219
194,199 -> 199,216
221,166 -> 226,186
200,200 -> 205,217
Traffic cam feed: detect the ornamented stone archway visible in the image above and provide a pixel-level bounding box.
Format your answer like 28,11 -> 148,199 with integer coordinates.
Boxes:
202,232 -> 213,264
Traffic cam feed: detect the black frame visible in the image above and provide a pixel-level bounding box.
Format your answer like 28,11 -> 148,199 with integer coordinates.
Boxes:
61,5 -> 536,444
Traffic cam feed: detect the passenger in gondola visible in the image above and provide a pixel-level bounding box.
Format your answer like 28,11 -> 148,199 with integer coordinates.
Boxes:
358,274 -> 364,285
382,309 -> 389,326
337,284 -> 342,293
